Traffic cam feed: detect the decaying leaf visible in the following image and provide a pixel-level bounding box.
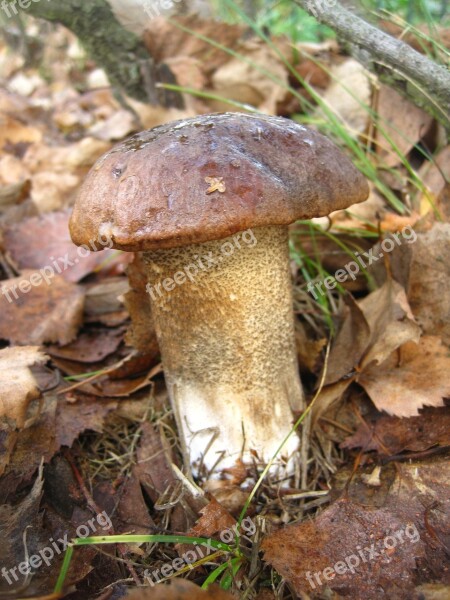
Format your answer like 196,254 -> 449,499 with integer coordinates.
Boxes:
263,498 -> 424,599
314,59 -> 372,134
263,458 -> 450,600
359,336 -> 450,417
0,272 -> 84,345
0,464 -> 46,595
3,210 -> 119,283
48,327 -> 125,363
0,346 -> 47,428
313,279 -> 423,421
375,85 -> 434,168
324,279 -> 420,386
406,223 -> 450,346
342,406 -> 450,455
189,496 -> 236,539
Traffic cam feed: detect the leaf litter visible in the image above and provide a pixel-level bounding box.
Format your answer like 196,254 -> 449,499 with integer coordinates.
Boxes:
0,7 -> 449,600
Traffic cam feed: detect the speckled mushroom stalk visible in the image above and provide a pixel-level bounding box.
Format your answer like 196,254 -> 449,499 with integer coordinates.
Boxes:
142,225 -> 303,476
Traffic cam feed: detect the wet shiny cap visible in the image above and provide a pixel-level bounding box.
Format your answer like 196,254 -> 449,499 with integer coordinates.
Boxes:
69,113 -> 369,251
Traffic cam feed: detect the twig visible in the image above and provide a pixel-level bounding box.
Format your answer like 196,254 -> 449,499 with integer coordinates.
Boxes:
295,0 -> 450,129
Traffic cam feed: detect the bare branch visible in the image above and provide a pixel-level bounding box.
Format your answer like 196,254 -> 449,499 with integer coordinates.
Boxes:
296,0 -> 450,129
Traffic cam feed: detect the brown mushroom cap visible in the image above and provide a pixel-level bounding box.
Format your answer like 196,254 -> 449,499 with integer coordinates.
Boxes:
69,113 -> 369,251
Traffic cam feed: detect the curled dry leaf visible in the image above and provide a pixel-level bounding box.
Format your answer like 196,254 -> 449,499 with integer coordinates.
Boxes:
372,223 -> 450,345
359,336 -> 450,417
189,496 -> 236,539
0,346 -> 47,428
358,278 -> 421,369
126,578 -> 234,599
0,271 -> 84,345
313,279 -> 421,423
324,279 -> 420,385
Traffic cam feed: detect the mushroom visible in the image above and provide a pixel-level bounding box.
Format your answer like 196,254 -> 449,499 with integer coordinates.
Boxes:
70,113 -> 368,477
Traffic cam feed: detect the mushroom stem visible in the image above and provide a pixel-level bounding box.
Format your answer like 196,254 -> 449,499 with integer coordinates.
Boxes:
142,225 -> 304,476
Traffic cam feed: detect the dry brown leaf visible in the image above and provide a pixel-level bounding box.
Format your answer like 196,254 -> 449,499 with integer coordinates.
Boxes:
0,272 -> 84,345
359,336 -> 450,417
324,279 -> 419,385
0,153 -> 31,186
1,393 -> 117,489
314,59 -> 372,134
115,471 -> 155,535
315,280 -> 420,421
418,146 -> 450,216
311,379 -> 352,428
406,223 -> 450,345
0,464 -> 46,596
3,210 -> 119,283
263,457 -> 450,599
341,406 -> 450,454
30,171 -> 80,212
0,346 -> 47,428
358,279 -> 421,369
126,578 -> 234,599
143,15 -> 245,75
324,294 -> 371,385
48,328 -> 124,363
415,584 -> 450,600
0,179 -> 30,211
372,223 -> 450,345
84,277 -> 130,325
55,394 -> 118,448
88,109 -> 137,141
135,421 -> 206,534
0,114 -> 42,147
375,85 -> 434,168
189,497 -> 236,539
211,39 -> 289,114
262,498 -> 425,599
